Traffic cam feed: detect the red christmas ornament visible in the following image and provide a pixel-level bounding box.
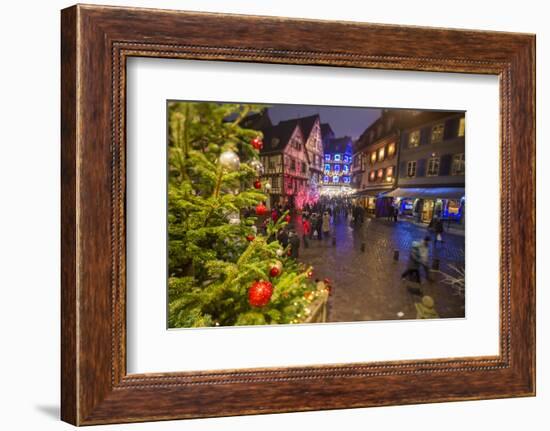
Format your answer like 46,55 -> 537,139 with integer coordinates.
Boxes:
253,179 -> 262,189
251,137 -> 263,150
307,270 -> 314,279
284,214 -> 291,223
248,280 -> 273,307
269,261 -> 282,277
246,234 -> 255,242
255,203 -> 267,216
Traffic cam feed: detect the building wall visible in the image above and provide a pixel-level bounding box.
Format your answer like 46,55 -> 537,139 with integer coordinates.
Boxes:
397,113 -> 465,188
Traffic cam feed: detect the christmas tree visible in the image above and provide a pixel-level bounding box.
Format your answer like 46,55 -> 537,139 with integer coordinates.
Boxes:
167,102 -> 323,328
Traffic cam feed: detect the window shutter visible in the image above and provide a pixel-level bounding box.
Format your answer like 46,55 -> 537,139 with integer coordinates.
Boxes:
399,161 -> 407,178
416,158 -> 426,177
420,128 -> 429,145
444,118 -> 459,140
440,154 -> 453,176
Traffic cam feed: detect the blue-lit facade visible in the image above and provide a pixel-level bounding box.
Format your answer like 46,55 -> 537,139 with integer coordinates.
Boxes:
321,136 -> 353,188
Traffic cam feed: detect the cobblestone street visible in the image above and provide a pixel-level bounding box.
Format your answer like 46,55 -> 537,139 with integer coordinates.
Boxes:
294,215 -> 465,322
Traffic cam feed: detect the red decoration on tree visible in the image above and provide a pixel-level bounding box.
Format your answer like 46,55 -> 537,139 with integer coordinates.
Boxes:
284,214 -> 291,223
248,280 -> 273,307
253,179 -> 262,189
269,261 -> 282,277
307,270 -> 313,279
255,203 -> 267,216
246,234 -> 255,242
251,137 -> 263,150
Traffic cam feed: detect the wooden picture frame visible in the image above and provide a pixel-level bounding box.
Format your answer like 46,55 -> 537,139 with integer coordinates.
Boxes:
61,4 -> 535,425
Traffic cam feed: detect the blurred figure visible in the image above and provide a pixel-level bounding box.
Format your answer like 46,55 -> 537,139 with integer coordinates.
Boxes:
322,211 -> 331,238
401,236 -> 431,283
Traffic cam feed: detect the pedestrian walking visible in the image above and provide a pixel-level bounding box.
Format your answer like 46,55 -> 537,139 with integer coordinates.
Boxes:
322,211 -> 331,238
288,226 -> 300,259
302,215 -> 311,248
401,236 -> 431,283
433,216 -> 444,245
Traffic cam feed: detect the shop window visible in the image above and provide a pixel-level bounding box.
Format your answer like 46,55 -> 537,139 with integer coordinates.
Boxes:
446,199 -> 461,217
431,123 -> 444,143
369,170 -> 376,182
458,117 -> 465,137
451,153 -> 465,175
408,130 -> 420,148
386,166 -> 394,182
407,161 -> 417,177
427,156 -> 440,176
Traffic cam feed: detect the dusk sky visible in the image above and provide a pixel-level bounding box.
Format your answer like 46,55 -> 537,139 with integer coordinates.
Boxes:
266,104 -> 382,140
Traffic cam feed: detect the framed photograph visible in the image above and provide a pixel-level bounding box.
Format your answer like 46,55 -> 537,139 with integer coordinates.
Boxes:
61,4 -> 535,425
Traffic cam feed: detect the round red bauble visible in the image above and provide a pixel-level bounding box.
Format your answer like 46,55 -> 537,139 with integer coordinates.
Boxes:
269,261 -> 282,277
248,280 -> 273,307
246,234 -> 255,242
284,214 -> 291,223
255,203 -> 267,216
251,137 -> 263,150
253,179 -> 262,189
307,270 -> 313,279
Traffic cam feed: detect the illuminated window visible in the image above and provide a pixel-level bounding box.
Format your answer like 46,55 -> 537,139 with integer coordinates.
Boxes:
369,171 -> 376,182
451,153 -> 465,175
343,165 -> 349,173
387,142 -> 396,158
370,152 -> 377,164
386,166 -> 394,181
325,154 -> 331,161
324,164 -> 330,172
333,175 -> 340,183
323,175 -> 329,183
343,176 -> 351,183
427,156 -> 440,176
409,130 -> 420,147
458,117 -> 465,137
334,164 -> 341,172
407,161 -> 417,177
431,123 -> 444,143
378,147 -> 385,162
377,168 -> 384,180
334,154 -> 341,161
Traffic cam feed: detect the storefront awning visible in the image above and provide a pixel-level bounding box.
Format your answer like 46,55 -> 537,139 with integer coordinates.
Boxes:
353,189 -> 389,197
384,187 -> 465,199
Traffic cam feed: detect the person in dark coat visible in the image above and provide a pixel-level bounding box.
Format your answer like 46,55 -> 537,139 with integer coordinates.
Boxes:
433,216 -> 444,245
288,225 -> 300,259
277,227 -> 289,248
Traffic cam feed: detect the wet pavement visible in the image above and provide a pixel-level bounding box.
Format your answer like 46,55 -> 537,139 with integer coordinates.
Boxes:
293,214 -> 465,322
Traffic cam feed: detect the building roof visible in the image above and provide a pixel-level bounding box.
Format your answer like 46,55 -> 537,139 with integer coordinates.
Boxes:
260,122 -> 301,154
277,114 -> 319,142
324,136 -> 353,154
354,109 -> 461,153
320,123 -> 335,140
239,108 -> 272,130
